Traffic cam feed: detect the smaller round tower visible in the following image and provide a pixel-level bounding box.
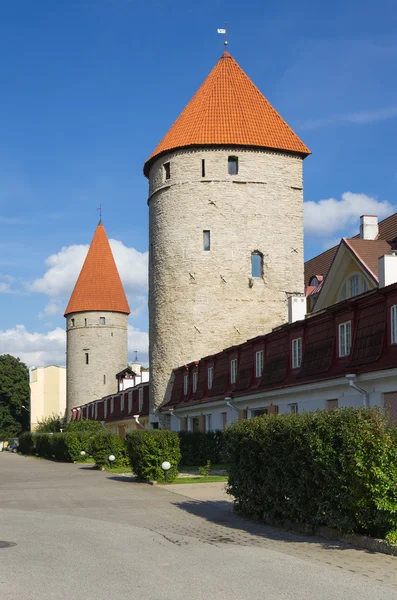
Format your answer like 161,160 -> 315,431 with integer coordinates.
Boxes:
64,221 -> 130,418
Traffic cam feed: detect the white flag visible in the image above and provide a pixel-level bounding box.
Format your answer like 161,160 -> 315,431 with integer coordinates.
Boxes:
217,28 -> 226,34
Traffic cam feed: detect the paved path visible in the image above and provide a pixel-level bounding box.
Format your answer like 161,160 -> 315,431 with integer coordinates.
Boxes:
1,452 -> 397,600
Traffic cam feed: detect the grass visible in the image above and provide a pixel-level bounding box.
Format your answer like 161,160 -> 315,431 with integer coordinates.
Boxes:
179,464 -> 226,472
164,475 -> 228,485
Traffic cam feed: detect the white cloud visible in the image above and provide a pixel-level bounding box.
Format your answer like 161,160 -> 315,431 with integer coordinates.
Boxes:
304,192 -> 395,236
128,325 -> 149,366
300,106 -> 397,130
0,325 -> 66,367
28,239 -> 148,316
0,282 -> 11,293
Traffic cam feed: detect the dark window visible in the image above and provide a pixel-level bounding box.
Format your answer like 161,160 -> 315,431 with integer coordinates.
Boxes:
251,252 -> 263,278
70,318 -> 75,327
85,353 -> 89,365
228,156 -> 238,175
84,318 -> 87,326
152,422 -> 159,430
100,317 -> 106,325
164,162 -> 170,180
203,230 -> 210,251
201,159 -> 206,177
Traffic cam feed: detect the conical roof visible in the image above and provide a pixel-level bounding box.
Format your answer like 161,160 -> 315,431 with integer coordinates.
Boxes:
64,222 -> 130,316
144,52 -> 310,176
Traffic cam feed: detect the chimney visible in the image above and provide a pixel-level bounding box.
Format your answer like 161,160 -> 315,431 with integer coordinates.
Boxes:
378,251 -> 397,288
360,215 -> 378,240
288,295 -> 306,324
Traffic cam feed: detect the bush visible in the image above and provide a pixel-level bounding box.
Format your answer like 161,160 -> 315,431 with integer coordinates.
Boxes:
18,432 -> 35,455
178,431 -> 225,466
64,420 -> 105,434
35,414 -> 64,433
225,408 -> 397,539
34,433 -> 53,458
51,433 -> 91,462
89,433 -> 129,469
126,430 -> 181,481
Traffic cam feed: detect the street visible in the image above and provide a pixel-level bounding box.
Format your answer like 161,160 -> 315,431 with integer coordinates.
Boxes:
1,452 -> 397,599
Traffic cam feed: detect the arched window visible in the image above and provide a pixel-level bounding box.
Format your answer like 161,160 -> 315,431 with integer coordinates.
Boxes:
309,276 -> 319,287
339,274 -> 369,301
251,252 -> 263,278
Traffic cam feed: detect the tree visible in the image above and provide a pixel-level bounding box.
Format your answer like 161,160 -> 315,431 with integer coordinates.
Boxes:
0,354 -> 30,439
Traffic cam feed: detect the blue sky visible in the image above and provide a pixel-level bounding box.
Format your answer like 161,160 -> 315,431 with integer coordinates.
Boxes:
1,0 -> 397,366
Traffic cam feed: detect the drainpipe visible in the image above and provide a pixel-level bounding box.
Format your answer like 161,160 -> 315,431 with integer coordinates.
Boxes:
133,414 -> 145,429
346,374 -> 369,408
168,408 -> 182,420
225,397 -> 239,412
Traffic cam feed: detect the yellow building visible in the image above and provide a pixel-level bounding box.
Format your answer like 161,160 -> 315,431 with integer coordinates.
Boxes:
30,366 -> 66,430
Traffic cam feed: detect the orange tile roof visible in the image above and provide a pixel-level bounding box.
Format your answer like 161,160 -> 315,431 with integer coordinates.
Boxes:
144,52 -> 310,176
343,238 -> 391,281
64,222 -> 130,316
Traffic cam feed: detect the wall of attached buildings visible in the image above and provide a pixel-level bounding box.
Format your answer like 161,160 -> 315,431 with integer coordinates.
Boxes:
165,281 -> 397,430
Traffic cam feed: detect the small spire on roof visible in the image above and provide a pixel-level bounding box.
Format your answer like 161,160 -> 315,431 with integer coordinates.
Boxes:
97,204 -> 102,225
217,22 -> 228,50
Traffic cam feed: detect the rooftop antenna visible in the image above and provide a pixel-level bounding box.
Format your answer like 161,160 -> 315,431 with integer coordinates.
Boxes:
97,204 -> 102,224
217,22 -> 228,50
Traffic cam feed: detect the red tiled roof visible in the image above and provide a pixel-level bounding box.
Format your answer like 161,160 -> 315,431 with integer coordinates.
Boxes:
343,238 -> 391,281
144,52 -> 310,176
64,222 -> 130,316
304,212 -> 397,287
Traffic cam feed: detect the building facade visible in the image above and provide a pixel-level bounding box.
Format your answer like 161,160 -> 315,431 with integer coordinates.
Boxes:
30,365 -> 66,431
64,222 -> 130,418
145,51 -> 310,412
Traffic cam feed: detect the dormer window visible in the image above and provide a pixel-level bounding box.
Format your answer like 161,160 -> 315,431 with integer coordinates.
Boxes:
163,162 -> 171,180
309,276 -> 319,287
339,275 -> 368,301
228,156 -> 238,175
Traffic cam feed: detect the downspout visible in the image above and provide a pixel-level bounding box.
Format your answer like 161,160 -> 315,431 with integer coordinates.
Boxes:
346,375 -> 369,408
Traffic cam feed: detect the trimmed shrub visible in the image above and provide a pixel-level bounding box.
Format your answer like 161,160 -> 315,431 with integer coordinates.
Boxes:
178,431 -> 225,466
64,420 -> 105,434
89,433 -> 129,469
225,408 -> 397,539
126,430 -> 181,481
34,433 -> 53,458
18,432 -> 35,455
51,433 -> 91,462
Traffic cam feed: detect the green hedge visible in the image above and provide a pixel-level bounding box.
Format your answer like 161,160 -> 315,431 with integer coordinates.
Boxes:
126,430 -> 181,481
178,431 -> 225,466
18,432 -> 35,455
88,433 -> 129,469
225,408 -> 397,539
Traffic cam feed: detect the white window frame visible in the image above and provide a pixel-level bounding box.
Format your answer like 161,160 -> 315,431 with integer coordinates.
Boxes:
207,367 -> 213,389
193,372 -> 198,393
138,387 -> 143,412
339,321 -> 352,357
292,337 -> 302,369
183,374 -> 188,395
230,359 -> 238,384
255,350 -> 264,378
94,403 -> 98,419
290,403 -> 298,414
110,397 -> 114,413
391,305 -> 397,344
350,275 -> 360,297
205,414 -> 212,432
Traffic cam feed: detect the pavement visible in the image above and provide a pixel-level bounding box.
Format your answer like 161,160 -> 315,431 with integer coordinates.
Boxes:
1,452 -> 397,600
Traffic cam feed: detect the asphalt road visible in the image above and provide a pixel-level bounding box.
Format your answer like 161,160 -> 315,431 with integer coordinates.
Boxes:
1,452 -> 397,600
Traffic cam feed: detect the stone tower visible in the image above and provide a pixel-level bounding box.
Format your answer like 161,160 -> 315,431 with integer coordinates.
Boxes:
144,52 -> 310,411
64,222 -> 130,418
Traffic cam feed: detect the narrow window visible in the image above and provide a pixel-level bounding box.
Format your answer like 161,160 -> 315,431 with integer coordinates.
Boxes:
391,305 -> 397,344
255,350 -> 263,378
183,374 -> 188,395
121,395 -> 124,411
70,318 -> 75,327
203,230 -> 210,251
163,162 -> 170,180
95,403 -> 98,419
251,252 -> 263,278
104,401 -> 108,418
221,412 -> 227,430
85,353 -> 89,365
208,367 -> 213,389
193,372 -> 198,393
206,414 -> 212,432
103,375 -> 106,384
292,338 -> 302,369
100,317 -> 106,325
230,359 -> 238,384
350,276 -> 360,297
201,159 -> 205,177
139,387 -> 143,412
228,156 -> 238,175
290,404 -> 298,414
128,393 -> 132,413
84,318 -> 87,326
339,321 -> 352,357
110,398 -> 114,413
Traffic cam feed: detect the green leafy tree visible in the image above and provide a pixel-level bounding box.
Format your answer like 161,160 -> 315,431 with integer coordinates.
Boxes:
0,354 -> 30,439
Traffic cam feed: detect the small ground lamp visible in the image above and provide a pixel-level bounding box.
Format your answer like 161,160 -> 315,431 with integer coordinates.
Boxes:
80,451 -> 86,459
109,454 -> 116,469
161,461 -> 171,483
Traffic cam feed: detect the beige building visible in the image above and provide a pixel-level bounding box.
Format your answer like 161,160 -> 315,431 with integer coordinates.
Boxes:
30,365 -> 66,430
144,51 -> 310,412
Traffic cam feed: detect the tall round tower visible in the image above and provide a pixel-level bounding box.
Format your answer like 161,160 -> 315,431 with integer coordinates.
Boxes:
144,52 -> 310,412
64,222 -> 130,418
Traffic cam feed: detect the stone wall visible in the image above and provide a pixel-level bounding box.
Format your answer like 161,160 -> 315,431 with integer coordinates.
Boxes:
148,146 -> 305,411
66,311 -> 128,417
